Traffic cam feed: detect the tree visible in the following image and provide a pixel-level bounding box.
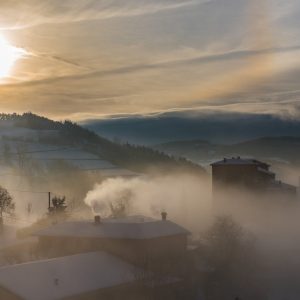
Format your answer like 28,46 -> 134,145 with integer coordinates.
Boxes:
204,215 -> 246,270
132,253 -> 187,300
49,196 -> 67,214
202,215 -> 265,300
0,186 -> 15,217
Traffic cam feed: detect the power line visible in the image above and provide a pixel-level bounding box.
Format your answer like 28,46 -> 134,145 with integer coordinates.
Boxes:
0,153 -> 107,162
20,158 -> 108,161
0,173 -> 43,178
73,167 -> 123,171
0,166 -> 119,176
7,189 -> 49,194
0,147 -> 72,157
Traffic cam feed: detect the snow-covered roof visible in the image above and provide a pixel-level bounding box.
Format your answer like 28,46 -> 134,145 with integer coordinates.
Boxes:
0,251 -> 139,300
34,216 -> 190,240
211,157 -> 269,167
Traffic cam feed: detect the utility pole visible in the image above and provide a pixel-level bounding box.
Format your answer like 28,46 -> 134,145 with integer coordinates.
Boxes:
48,192 -> 51,210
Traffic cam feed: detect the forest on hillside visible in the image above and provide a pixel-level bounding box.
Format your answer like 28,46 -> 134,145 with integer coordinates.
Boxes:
0,113 -> 206,176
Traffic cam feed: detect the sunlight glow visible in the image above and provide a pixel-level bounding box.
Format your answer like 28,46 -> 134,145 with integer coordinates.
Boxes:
0,33 -> 26,79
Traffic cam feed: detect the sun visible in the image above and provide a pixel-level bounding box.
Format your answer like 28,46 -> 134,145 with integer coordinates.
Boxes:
0,33 -> 26,80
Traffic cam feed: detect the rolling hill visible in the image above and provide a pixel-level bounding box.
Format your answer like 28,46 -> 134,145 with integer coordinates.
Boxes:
0,113 -> 206,220
0,113 -> 206,176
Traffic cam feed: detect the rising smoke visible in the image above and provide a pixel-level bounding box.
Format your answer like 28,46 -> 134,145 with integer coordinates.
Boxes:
84,174 -> 212,230
84,170 -> 300,257
84,171 -> 300,298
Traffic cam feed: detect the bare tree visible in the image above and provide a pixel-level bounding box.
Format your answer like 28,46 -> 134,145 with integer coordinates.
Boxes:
0,186 -> 15,218
48,196 -> 67,215
204,215 -> 246,269
202,215 -> 265,300
132,253 -> 184,300
133,248 -> 190,300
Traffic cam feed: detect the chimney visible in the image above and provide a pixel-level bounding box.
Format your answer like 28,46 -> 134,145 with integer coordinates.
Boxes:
94,215 -> 101,224
161,211 -> 167,221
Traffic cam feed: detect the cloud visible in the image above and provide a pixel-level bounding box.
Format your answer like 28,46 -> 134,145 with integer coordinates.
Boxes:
0,0 -> 203,30
1,46 -> 300,120
0,0 -> 300,120
4,44 -> 300,88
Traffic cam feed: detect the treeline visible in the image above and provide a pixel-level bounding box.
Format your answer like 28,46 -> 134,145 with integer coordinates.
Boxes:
0,112 -> 61,130
0,112 -> 206,176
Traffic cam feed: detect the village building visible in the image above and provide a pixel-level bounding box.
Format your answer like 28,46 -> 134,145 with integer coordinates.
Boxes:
0,251 -> 183,300
0,214 -> 193,300
211,157 -> 297,197
33,214 -> 190,270
0,225 -> 37,266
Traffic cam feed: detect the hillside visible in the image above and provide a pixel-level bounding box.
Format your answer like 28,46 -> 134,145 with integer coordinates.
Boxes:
0,113 -> 206,176
0,113 -> 206,221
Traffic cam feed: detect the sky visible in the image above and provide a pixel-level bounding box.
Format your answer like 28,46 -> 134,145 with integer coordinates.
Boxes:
0,0 -> 300,121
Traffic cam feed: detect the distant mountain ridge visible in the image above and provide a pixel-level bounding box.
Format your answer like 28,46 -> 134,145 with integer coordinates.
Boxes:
83,112 -> 300,145
154,136 -> 300,166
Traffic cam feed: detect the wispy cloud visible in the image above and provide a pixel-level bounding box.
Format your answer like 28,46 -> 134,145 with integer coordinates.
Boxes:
4,44 -> 300,88
0,0 -> 299,120
0,0 -> 203,30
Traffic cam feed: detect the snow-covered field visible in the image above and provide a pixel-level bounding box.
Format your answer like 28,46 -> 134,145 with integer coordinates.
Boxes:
0,124 -> 139,223
0,124 -> 129,172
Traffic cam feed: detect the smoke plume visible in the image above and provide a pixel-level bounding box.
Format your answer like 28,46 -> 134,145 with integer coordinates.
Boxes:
84,174 -> 212,230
